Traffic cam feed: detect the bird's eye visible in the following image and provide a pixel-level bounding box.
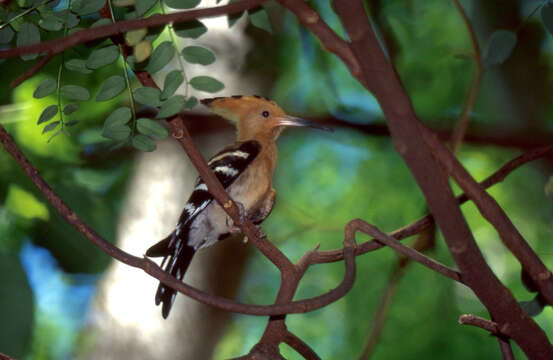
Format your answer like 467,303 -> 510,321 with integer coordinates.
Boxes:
262,111 -> 270,118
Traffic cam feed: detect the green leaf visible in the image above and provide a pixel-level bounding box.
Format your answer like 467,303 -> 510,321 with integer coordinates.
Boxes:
33,78 -> 57,98
63,103 -> 79,115
0,26 -> 14,44
102,107 -> 132,140
249,7 -> 272,33
96,75 -> 126,101
136,0 -> 158,16
65,58 -> 93,74
183,96 -> 198,109
105,106 -> 132,127
16,22 -> 40,61
145,41 -> 174,74
131,134 -> 156,151
102,124 -> 131,140
53,10 -> 79,28
181,46 -> 215,65
133,86 -> 161,106
484,30 -> 517,66
165,0 -> 200,9
137,118 -> 168,139
38,16 -> 63,31
42,120 -> 60,134
91,18 -> 112,28
542,3 -> 553,36
174,20 -> 207,39
65,119 -> 79,126
156,95 -> 185,118
60,85 -> 90,101
72,0 -> 106,15
189,76 -> 224,93
161,70 -> 184,100
86,45 -> 120,70
37,105 -> 58,124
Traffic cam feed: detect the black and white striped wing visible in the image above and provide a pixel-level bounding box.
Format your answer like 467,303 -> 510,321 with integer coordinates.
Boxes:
145,140 -> 262,318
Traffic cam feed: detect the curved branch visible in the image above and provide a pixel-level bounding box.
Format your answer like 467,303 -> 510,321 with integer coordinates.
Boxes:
283,330 -> 321,360
0,0 -> 268,59
312,144 -> 553,264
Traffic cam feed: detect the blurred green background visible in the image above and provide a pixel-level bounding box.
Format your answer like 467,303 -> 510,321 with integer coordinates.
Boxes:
1,0 -> 553,359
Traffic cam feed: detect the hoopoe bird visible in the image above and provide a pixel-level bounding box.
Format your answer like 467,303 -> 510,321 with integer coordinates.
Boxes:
146,95 -> 331,318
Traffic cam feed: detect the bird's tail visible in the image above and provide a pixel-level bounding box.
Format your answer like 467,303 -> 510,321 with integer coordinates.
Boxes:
146,230 -> 196,318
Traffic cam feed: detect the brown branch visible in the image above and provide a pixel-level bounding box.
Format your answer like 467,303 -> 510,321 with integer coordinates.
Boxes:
283,330 -> 321,360
313,144 -> 553,264
0,352 -> 16,360
0,122 -> 359,316
450,0 -> 483,151
352,220 -> 462,283
10,51 -> 54,89
458,314 -> 501,334
422,128 -> 553,307
326,1 -> 553,357
276,0 -> 366,88
0,0 -> 268,59
498,338 -> 515,360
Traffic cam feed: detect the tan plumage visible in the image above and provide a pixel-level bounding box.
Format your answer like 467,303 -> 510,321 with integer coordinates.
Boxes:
146,95 -> 330,318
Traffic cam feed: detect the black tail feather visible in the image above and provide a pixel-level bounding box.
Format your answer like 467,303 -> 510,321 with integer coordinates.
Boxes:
151,231 -> 196,319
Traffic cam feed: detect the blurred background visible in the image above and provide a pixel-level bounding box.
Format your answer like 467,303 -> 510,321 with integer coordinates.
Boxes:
1,0 -> 553,359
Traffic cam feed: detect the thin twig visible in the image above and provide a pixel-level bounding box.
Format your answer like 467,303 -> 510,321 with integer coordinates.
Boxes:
450,0 -> 483,151
9,51 -> 54,89
283,330 -> 321,360
498,337 -> 515,360
422,128 -> 553,307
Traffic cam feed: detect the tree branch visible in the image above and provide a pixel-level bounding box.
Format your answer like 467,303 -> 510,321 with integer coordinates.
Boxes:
422,128 -> 553,307
0,0 -> 268,59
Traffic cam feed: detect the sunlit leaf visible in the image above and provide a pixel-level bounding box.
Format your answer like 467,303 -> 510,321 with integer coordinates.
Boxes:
484,30 -> 517,66
156,95 -> 185,118
125,28 -> 147,46
160,70 -> 184,100
42,120 -> 60,134
133,40 -> 152,62
37,105 -> 58,124
33,78 -> 57,98
133,86 -> 161,106
189,76 -> 224,93
181,46 -> 215,65
72,0 -> 106,15
5,185 -> 49,220
137,118 -> 168,139
174,19 -> 207,39
96,75 -> 126,101
86,45 -> 120,70
165,0 -> 200,9
145,41 -> 174,74
131,134 -> 156,151
65,58 -> 93,74
16,22 -> 40,60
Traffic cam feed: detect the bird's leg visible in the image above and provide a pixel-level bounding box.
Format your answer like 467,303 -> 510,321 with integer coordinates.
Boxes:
225,200 -> 268,244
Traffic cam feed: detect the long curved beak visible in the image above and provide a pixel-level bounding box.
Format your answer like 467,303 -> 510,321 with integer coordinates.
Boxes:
276,116 -> 333,132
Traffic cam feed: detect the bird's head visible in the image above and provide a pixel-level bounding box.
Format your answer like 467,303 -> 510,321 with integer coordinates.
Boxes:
201,95 -> 331,142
